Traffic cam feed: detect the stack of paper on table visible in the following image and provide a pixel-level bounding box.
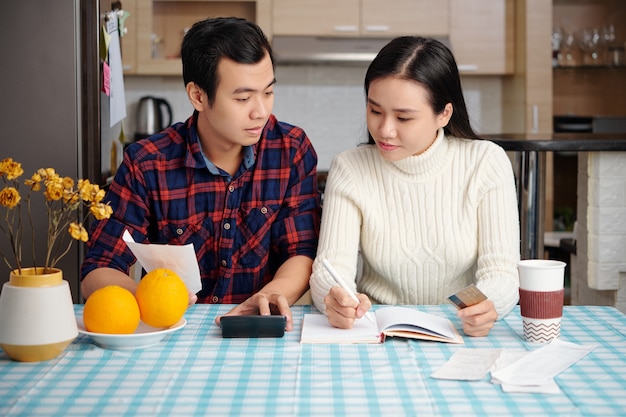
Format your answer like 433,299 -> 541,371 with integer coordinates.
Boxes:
430,340 -> 597,394
301,306 -> 463,344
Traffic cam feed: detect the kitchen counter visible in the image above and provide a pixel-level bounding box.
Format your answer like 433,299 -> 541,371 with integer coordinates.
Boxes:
484,133 -> 626,259
485,133 -> 626,152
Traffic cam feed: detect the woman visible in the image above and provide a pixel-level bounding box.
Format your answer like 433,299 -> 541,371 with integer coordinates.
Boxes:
309,36 -> 520,337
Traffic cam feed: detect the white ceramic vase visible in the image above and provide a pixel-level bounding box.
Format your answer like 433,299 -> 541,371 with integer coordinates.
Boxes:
0,267 -> 78,362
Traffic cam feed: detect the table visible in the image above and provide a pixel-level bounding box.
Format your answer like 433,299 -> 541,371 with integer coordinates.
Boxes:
486,133 -> 626,259
1,304 -> 625,416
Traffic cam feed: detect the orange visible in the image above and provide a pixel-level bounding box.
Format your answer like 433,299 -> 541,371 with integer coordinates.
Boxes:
135,268 -> 188,328
83,285 -> 140,334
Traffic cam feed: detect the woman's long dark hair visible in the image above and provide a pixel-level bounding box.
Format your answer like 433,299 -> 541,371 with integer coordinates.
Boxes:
364,36 -> 480,144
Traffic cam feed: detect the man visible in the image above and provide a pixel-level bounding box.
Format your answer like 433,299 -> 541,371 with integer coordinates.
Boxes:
80,17 -> 320,331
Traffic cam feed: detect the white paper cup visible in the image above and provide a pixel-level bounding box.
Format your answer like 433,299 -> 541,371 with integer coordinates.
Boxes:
518,259 -> 566,291
518,259 -> 566,343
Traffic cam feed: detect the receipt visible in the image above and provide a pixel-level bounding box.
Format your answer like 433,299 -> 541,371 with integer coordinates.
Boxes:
122,230 -> 202,294
490,339 -> 597,387
491,349 -> 561,394
431,348 -> 503,380
431,342 -> 594,395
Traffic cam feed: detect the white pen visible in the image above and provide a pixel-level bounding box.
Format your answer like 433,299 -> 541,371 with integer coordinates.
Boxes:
322,259 -> 376,324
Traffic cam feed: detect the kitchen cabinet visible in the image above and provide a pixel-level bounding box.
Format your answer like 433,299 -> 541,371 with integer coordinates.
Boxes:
499,1 -> 626,240
500,0 -> 553,229
552,0 -> 626,117
124,0 -> 271,76
550,0 -> 626,235
271,0 -> 449,37
449,0 -> 515,74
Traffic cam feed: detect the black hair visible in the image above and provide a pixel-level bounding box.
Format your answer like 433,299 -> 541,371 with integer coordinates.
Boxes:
181,17 -> 274,106
364,36 -> 480,143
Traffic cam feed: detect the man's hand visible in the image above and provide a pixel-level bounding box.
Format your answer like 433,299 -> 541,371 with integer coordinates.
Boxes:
323,286 -> 372,329
456,299 -> 497,337
215,292 -> 293,331
188,292 -> 198,307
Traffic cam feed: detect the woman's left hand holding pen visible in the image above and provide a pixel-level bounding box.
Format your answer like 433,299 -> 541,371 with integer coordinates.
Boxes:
324,286 -> 373,329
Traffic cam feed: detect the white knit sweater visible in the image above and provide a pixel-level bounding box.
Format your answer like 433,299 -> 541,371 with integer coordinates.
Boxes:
310,129 -> 521,318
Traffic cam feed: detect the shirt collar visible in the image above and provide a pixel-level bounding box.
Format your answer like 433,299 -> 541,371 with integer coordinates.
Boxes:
194,133 -> 255,177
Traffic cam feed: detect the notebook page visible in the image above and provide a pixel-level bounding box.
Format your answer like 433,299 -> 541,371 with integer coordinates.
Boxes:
300,314 -> 381,344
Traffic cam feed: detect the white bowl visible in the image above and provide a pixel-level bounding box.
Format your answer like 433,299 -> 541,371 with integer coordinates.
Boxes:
77,316 -> 186,350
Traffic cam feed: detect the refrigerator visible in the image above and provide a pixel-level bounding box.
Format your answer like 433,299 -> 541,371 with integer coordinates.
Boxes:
0,0 -> 126,302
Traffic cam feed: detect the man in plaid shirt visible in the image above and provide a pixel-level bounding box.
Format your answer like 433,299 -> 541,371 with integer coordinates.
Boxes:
80,17 -> 321,331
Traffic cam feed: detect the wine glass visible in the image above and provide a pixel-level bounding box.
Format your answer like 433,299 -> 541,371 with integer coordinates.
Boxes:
578,28 -> 602,66
601,24 -> 616,64
559,30 -> 579,67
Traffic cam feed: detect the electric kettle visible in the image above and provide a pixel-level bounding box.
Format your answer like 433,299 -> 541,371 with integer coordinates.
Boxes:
135,96 -> 173,140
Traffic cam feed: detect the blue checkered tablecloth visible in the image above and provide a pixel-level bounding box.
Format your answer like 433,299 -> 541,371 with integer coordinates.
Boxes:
1,304 -> 625,416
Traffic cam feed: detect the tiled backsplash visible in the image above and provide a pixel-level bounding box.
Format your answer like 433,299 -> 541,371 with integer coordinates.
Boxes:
574,152 -> 626,313
123,65 -> 504,171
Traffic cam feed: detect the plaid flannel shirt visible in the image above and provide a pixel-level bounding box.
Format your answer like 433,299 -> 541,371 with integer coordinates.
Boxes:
81,112 -> 321,303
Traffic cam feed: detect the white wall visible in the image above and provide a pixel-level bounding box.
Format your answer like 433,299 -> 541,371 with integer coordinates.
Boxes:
123,65 -> 504,171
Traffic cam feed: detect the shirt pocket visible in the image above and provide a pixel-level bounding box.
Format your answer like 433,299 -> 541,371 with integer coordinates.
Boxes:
160,217 -> 214,250
235,203 -> 281,267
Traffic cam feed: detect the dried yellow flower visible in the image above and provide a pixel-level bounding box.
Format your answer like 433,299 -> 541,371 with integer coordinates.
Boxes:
24,173 -> 42,191
69,222 -> 89,242
78,179 -> 93,201
93,187 -> 106,203
0,187 -> 21,208
90,202 -> 113,221
63,189 -> 80,205
44,182 -> 64,201
1,159 -> 112,272
62,177 -> 74,189
0,158 -> 24,180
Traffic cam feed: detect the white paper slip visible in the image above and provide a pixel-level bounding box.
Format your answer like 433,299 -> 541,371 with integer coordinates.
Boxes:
491,349 -> 561,395
490,339 -> 597,386
431,348 -> 503,381
122,230 -> 202,294
501,380 -> 561,395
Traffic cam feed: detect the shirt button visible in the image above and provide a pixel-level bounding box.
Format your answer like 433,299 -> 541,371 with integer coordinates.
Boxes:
176,228 -> 183,235
223,222 -> 231,230
212,296 -> 219,303
260,207 -> 268,214
228,185 -> 235,192
221,260 -> 227,267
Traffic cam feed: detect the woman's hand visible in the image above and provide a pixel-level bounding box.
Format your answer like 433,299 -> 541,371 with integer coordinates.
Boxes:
324,286 -> 372,329
456,299 -> 497,336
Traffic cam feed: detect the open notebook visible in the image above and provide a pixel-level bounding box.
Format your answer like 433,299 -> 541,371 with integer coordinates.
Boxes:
301,306 -> 464,344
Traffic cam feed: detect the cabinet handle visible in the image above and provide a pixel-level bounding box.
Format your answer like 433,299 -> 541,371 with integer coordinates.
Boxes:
365,25 -> 390,32
333,25 -> 358,33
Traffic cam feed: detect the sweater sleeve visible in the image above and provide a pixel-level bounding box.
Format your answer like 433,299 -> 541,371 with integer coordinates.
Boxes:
310,153 -> 364,314
473,144 -> 521,318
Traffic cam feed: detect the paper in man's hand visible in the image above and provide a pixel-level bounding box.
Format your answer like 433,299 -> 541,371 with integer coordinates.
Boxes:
122,230 -> 202,294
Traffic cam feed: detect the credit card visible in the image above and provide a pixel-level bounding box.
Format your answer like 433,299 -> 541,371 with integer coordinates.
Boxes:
447,284 -> 487,309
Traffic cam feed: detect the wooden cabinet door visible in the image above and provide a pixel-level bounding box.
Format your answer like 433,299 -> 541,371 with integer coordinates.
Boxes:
361,0 -> 449,37
133,0 -> 264,75
272,0 -> 360,36
449,0 -> 514,74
